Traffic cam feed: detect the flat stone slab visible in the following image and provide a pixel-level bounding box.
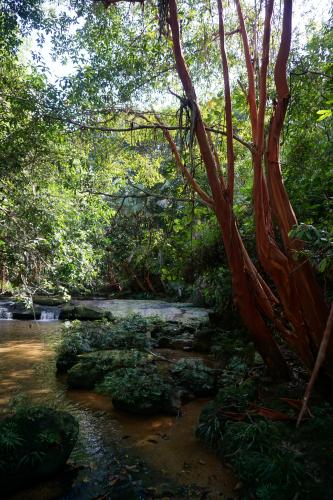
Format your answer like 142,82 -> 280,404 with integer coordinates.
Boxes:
71,299 -> 211,324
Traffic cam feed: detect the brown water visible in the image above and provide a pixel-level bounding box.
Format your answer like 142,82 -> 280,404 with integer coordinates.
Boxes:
0,320 -> 236,499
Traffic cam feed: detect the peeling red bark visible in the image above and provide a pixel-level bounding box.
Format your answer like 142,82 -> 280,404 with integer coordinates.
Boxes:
167,0 -> 290,379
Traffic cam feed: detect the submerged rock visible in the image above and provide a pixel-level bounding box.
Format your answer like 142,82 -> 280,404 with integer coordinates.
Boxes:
0,406 -> 79,493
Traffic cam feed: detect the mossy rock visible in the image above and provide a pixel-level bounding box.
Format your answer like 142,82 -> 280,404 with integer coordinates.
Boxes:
56,351 -> 79,374
33,296 -> 69,306
56,319 -> 151,373
59,305 -> 114,321
67,361 -> 103,389
58,304 -> 75,320
97,366 -> 180,415
12,309 -> 41,320
67,350 -> 152,389
0,406 -> 79,493
170,358 -> 216,396
193,327 -> 216,353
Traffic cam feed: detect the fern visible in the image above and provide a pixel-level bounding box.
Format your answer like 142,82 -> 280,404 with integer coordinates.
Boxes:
18,451 -> 46,469
0,422 -> 24,450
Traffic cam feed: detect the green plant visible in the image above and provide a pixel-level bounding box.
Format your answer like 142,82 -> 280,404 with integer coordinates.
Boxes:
56,316 -> 152,372
170,358 -> 216,395
97,366 -> 174,415
0,422 -> 24,450
37,430 -> 61,446
18,451 -> 46,469
289,223 -> 333,280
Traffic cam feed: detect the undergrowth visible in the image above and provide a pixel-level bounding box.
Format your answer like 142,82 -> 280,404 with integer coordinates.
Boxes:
196,329 -> 333,499
97,366 -> 175,414
171,358 -> 216,396
56,314 -> 154,371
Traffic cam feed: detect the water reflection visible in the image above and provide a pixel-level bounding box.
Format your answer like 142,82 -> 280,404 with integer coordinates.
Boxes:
0,320 -> 235,499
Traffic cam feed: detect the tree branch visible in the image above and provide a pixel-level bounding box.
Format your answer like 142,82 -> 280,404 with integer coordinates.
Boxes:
234,0 -> 258,140
257,0 -> 274,151
155,116 -> 215,209
217,0 -> 235,204
297,303 -> 333,427
49,115 -> 253,151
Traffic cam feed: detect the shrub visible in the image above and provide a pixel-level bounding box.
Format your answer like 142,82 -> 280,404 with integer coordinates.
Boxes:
67,350 -> 153,389
97,366 -> 177,415
170,358 -> 216,396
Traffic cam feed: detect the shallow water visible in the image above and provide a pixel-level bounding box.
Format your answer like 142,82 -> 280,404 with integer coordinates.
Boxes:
0,319 -> 236,499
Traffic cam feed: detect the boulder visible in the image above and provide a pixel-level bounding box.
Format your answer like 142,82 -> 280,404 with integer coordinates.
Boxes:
12,309 -> 41,320
56,352 -> 79,374
171,358 -> 216,396
169,335 -> 194,350
58,304 -> 76,320
157,336 -> 172,348
151,322 -> 197,350
59,304 -> 113,321
73,305 -> 109,320
33,296 -> 69,307
98,367 -> 180,416
193,327 -> 216,353
0,407 -> 79,493
67,350 -> 152,389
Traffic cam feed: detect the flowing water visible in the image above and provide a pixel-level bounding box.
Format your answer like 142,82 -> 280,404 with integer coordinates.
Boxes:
0,317 -> 236,499
0,304 -> 13,319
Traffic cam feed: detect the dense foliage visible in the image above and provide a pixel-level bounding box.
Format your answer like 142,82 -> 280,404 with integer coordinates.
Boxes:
0,1 -> 331,305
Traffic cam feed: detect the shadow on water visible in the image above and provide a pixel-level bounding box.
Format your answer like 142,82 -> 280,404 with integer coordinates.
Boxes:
0,319 -> 236,499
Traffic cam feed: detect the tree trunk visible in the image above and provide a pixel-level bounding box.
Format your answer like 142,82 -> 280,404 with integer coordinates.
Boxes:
167,0 -> 290,379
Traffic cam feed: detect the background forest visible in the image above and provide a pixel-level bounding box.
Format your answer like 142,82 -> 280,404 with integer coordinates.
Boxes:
0,0 -> 332,308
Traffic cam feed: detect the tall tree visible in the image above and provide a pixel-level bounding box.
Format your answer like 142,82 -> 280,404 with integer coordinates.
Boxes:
100,0 -> 330,380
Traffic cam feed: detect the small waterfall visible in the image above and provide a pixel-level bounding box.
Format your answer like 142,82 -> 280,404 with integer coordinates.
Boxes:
0,305 -> 13,320
40,308 -> 60,321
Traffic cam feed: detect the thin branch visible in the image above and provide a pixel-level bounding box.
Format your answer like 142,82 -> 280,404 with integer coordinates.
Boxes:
234,0 -> 258,140
100,0 -> 143,5
217,0 -> 235,203
275,0 -> 292,100
257,0 -> 274,151
155,116 -> 215,209
297,303 -> 333,427
291,70 -> 333,80
51,116 -> 253,151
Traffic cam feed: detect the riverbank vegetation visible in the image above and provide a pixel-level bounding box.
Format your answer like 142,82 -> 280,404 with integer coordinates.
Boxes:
0,0 -> 333,498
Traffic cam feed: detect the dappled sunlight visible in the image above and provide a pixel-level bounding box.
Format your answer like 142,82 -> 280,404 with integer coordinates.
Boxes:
0,321 -> 59,409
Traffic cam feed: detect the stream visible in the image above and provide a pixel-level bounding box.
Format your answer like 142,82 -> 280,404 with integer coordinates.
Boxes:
0,307 -> 236,499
